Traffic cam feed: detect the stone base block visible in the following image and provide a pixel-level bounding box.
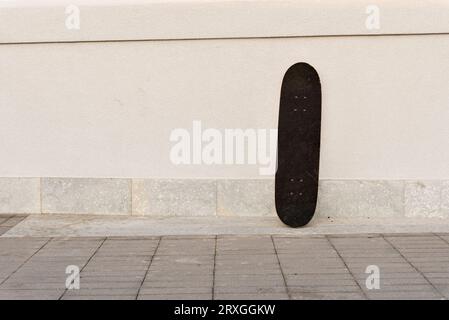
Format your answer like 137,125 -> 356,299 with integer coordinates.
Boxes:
0,178 -> 447,219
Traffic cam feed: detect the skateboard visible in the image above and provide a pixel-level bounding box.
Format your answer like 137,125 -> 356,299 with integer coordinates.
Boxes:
275,62 -> 321,227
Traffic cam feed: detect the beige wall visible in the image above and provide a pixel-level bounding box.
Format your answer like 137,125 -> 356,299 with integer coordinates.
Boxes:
1,34 -> 448,179
2,0 -> 449,43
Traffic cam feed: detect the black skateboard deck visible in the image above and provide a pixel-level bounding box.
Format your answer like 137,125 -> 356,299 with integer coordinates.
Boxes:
275,63 -> 321,227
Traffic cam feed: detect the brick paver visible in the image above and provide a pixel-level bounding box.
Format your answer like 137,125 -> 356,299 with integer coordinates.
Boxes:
0,232 -> 448,300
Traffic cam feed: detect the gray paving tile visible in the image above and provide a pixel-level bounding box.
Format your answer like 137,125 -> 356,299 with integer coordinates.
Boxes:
438,235 -> 449,242
0,227 -> 10,235
285,274 -> 354,284
142,280 -> 213,288
290,292 -> 366,300
106,236 -> 160,240
214,269 -> 281,275
365,291 -> 442,300
383,233 -> 436,237
95,239 -> 159,256
345,264 -> 416,274
282,268 -> 349,275
82,265 -> 149,272
139,287 -> 212,295
286,274 -> 356,287
138,294 -> 213,300
73,282 -> 142,289
217,236 -> 275,255
79,275 -> 145,282
358,277 -> 429,286
216,253 -> 278,261
144,268 -> 213,277
215,293 -> 288,300
433,285 -> 449,298
143,274 -> 213,282
406,266 -> 449,273
215,277 -> 285,287
157,239 -> 215,256
1,233 -> 448,300
214,287 -> 287,294
0,289 -> 64,300
64,288 -> 138,296
62,295 -> 136,300
289,286 -> 361,293
1,282 -> 67,290
161,235 -> 215,240
44,239 -> 105,248
342,256 -> 406,263
362,284 -> 437,292
427,277 -> 449,285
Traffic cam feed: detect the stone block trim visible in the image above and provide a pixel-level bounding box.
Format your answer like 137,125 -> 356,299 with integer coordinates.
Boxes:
217,180 -> 275,217
0,178 -> 40,214
0,178 -> 448,218
41,178 -> 132,215
317,181 -> 404,219
132,179 -> 216,216
404,181 -> 443,218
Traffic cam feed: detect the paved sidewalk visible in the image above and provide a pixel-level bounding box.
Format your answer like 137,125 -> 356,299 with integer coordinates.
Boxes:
6,214 -> 449,237
1,232 -> 449,300
0,215 -> 27,236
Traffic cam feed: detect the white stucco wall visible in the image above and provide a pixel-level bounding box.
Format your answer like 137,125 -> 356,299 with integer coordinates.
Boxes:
1,34 -> 449,179
1,0 -> 449,180
1,0 -> 449,43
